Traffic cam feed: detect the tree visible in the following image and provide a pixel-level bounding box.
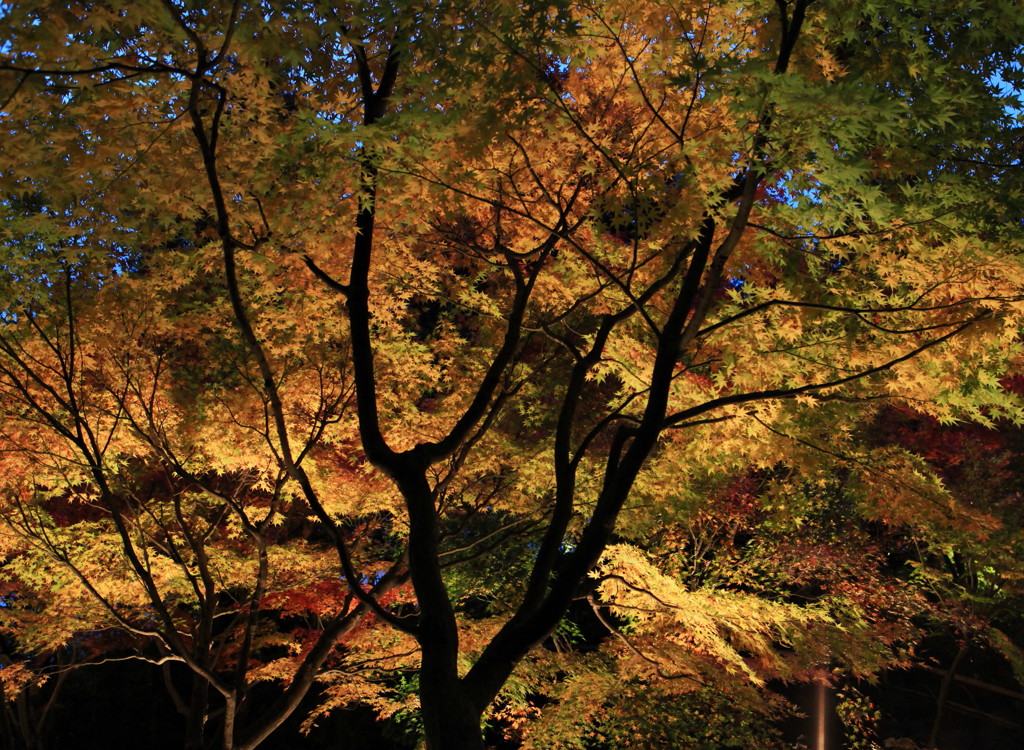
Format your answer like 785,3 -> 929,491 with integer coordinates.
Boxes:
1,1 -> 1023,748
0,246 -> 415,750
860,393 -> 1024,748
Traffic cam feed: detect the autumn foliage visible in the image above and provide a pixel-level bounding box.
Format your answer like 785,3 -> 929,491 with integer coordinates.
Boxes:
1,1 -> 1023,749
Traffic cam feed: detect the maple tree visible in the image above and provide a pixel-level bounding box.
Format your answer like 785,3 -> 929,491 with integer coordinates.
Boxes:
0,245 -> 415,750
1,1 -> 1024,749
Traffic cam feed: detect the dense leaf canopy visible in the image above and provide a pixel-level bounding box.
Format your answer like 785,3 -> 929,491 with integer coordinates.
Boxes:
1,1 -> 1023,748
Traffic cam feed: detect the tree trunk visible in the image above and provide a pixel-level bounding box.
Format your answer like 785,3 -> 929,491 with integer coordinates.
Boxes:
397,469 -> 487,750
221,694 -> 238,750
929,646 -> 967,749
419,677 -> 485,750
184,674 -> 210,750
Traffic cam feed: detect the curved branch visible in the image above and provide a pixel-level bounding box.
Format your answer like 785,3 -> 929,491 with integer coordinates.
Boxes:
665,315 -> 984,428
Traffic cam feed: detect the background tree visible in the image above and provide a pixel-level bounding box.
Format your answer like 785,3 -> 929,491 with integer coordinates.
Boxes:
0,241 -> 414,750
1,1 -> 1023,749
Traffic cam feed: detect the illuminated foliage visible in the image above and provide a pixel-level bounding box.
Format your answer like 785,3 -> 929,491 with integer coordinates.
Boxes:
1,1 -> 1023,748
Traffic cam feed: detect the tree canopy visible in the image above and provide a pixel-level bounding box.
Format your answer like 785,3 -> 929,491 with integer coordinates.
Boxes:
1,1 -> 1023,748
